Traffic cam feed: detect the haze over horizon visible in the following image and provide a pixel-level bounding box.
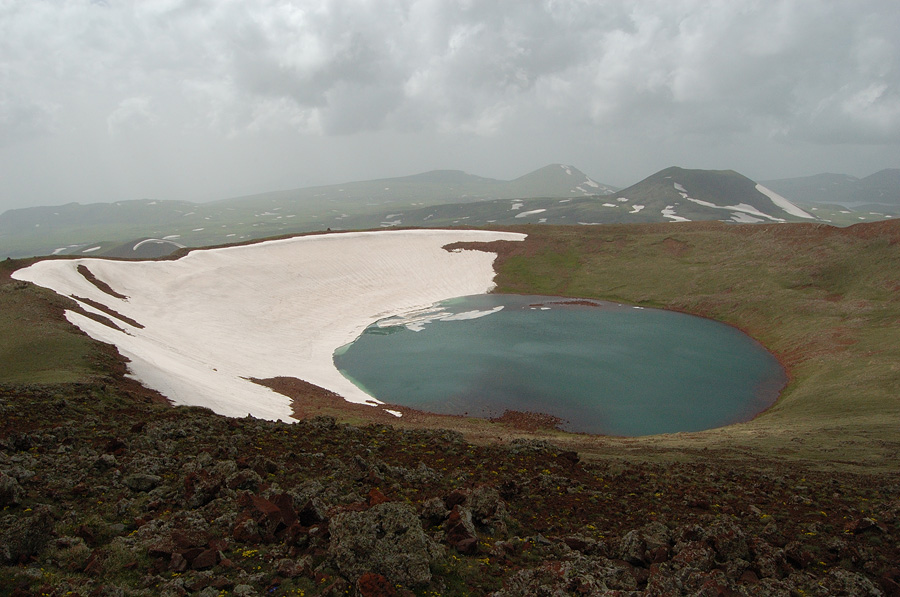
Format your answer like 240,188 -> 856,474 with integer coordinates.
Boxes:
2,0 -> 899,213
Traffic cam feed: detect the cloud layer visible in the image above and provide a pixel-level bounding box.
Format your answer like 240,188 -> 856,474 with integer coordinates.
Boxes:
1,0 -> 898,210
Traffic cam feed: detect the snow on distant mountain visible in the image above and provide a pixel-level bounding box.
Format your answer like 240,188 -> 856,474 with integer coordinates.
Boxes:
609,167 -> 815,224
498,164 -> 617,198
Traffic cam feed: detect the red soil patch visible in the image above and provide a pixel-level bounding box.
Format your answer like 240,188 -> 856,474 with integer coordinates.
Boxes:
489,410 -> 564,432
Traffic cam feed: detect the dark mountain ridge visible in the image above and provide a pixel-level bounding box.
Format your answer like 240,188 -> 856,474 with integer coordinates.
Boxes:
612,167 -> 814,223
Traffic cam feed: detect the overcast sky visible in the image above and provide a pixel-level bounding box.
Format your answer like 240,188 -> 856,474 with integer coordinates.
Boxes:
1,0 -> 898,212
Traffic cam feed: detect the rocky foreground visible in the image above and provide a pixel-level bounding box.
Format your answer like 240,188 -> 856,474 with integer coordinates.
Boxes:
1,382 -> 898,597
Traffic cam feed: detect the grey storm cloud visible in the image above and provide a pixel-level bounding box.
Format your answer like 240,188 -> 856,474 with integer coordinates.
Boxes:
0,0 -> 898,210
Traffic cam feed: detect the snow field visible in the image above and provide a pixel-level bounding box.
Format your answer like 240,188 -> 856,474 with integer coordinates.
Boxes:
13,230 -> 525,422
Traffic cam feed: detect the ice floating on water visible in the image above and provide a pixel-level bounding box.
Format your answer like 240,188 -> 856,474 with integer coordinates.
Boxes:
377,305 -> 505,332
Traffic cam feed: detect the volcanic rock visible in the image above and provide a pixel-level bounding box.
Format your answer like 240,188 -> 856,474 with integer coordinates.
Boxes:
329,501 -> 441,587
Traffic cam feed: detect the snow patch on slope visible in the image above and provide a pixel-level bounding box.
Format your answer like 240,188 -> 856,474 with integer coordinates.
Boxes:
674,181 -> 788,222
755,184 -> 815,219
662,206 -> 690,222
13,230 -> 526,422
515,209 -> 547,218
730,212 -> 764,223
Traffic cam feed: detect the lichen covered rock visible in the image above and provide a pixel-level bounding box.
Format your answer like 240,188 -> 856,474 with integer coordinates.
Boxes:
329,501 -> 443,587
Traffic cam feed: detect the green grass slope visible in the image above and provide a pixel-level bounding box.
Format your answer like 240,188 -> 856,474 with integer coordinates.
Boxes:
0,259 -> 113,384
480,221 -> 900,468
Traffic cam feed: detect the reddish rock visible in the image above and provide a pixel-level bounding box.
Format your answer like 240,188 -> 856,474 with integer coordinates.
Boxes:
211,576 -> 234,589
357,572 -> 397,597
187,577 -> 211,592
698,577 -> 736,597
168,552 -> 187,573
445,506 -> 478,554
703,519 -> 749,561
184,470 -> 223,507
367,488 -> 388,507
225,468 -> 261,490
881,569 -> 900,597
172,530 -> 209,550
75,524 -> 96,545
455,536 -> 479,555
104,438 -> 127,454
739,569 -> 759,584
272,493 -> 298,527
563,536 -> 590,552
308,522 -> 329,540
284,522 -> 306,546
847,517 -> 883,534
783,541 -> 814,569
445,489 -> 468,509
190,548 -> 219,570
232,518 -> 261,544
298,499 -> 326,526
147,543 -> 172,559
649,545 -> 669,564
181,547 -> 204,563
672,541 -> 715,572
250,495 -> 282,524
557,450 -> 580,466
687,497 -> 711,510
275,557 -> 306,578
83,550 -> 103,576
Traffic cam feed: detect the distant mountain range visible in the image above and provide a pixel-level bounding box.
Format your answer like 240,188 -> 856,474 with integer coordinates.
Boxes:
0,164 -> 612,258
215,163 -> 616,208
761,169 -> 900,208
1,164 -> 896,259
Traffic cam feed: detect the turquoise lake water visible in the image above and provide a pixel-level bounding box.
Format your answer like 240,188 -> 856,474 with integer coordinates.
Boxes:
333,295 -> 787,436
